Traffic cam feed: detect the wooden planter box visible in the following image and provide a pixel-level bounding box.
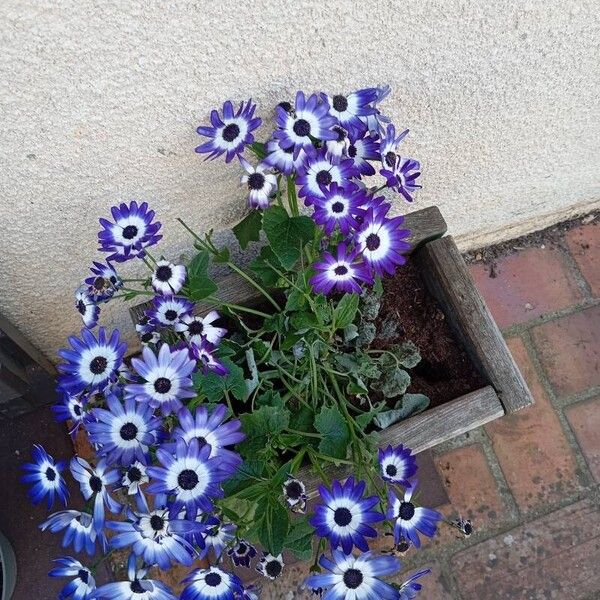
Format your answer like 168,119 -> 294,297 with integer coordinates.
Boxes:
130,206 -> 533,491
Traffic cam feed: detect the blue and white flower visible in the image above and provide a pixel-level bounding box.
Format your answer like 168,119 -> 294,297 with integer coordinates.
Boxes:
310,477 -> 384,555
347,131 -> 380,176
360,84 -> 392,135
325,125 -> 351,160
75,285 -> 100,329
283,477 -> 307,513
152,260 -> 187,295
379,124 -> 410,170
199,517 -> 236,561
381,156 -> 422,203
239,157 -> 278,209
190,338 -> 229,376
398,568 -> 431,600
174,310 -> 226,346
40,510 -> 107,556
304,550 -> 401,600
256,553 -> 285,580
227,539 -> 257,567
180,566 -> 243,600
22,444 -> 69,509
323,88 -> 378,132
295,150 -> 357,203
85,260 -> 123,302
121,461 -> 149,496
52,393 -> 87,437
49,557 -> 96,600
196,99 -> 262,163
378,444 -> 418,487
262,138 -> 308,176
146,295 -> 194,328
311,182 -> 367,235
98,201 -> 162,263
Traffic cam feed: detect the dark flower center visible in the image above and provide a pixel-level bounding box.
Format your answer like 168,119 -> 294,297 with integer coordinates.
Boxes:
348,145 -> 357,158
248,172 -> 266,190
141,332 -> 154,343
45,467 -> 56,481
155,265 -> 172,282
78,569 -> 89,584
385,151 -> 396,167
399,501 -> 415,520
237,542 -> 247,554
293,119 -> 311,137
76,300 -> 86,315
93,276 -> 108,290
89,475 -> 103,493
266,560 -> 282,578
334,265 -> 349,276
154,377 -> 172,394
278,101 -> 292,113
463,522 -> 473,535
343,568 -> 363,589
332,95 -> 349,112
385,464 -> 398,477
73,404 -> 82,416
188,320 -> 204,336
122,225 -> 138,240
365,233 -> 381,251
177,469 -> 199,490
331,201 -> 345,214
139,316 -> 150,326
205,572 -> 222,587
285,480 -> 303,499
89,356 -> 108,375
130,580 -> 145,594
222,123 -> 240,142
150,514 -> 165,531
333,125 -> 347,142
127,466 -> 142,482
316,170 -> 332,186
196,436 -> 207,447
334,507 -> 353,527
164,309 -> 178,321
120,422 -> 138,441
397,537 -> 410,552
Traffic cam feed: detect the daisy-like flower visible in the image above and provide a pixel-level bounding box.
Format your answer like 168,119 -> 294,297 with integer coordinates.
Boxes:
146,295 -> 194,328
295,150 -> 358,203
227,539 -> 257,567
304,550 -> 401,600
262,138 -> 308,176
57,327 -> 126,395
311,182 -> 367,235
199,518 -> 237,561
239,157 -> 278,209
381,156 -> 422,204
140,330 -> 161,347
190,338 -> 229,376
195,99 -> 262,163
85,260 -> 123,302
387,484 -> 442,548
22,444 -> 69,509
98,201 -> 162,263
69,457 -> 121,532
147,438 -> 231,514
273,91 -> 338,158
360,84 -> 392,135
398,568 -> 431,600
256,553 -> 285,580
378,444 -> 418,487
180,566 -> 243,600
121,461 -> 149,496
86,394 -> 160,466
75,285 -> 100,329
152,260 -> 187,295
310,244 -> 374,296
347,131 -> 380,176
324,87 -> 378,132
49,556 -> 96,600
40,510 -> 107,557
325,125 -> 351,160
283,477 -> 307,513
174,310 -> 227,346
355,205 -> 411,277
171,404 -> 244,468
379,124 -> 410,170
310,477 -> 384,555
52,393 -> 87,437
126,343 -> 196,416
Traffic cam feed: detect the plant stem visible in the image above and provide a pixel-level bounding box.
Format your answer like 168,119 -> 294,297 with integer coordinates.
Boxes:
121,287 -> 154,296
206,296 -> 271,319
286,175 -> 300,217
142,257 -> 155,271
286,428 -> 321,439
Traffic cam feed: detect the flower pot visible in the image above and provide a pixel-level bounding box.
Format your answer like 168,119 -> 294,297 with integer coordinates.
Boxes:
0,530 -> 16,600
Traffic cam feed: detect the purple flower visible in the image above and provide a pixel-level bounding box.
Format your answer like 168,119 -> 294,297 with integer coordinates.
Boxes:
239,156 -> 278,209
379,124 -> 410,170
378,444 -> 418,487
399,568 -> 431,600
98,201 -> 162,263
262,138 -> 308,176
196,99 -> 262,163
310,244 -> 373,295
21,444 -> 69,509
323,87 -> 378,132
381,156 -> 422,203
311,182 -> 367,235
347,131 -> 380,176
40,510 -> 107,556
325,125 -> 351,160
74,285 -> 100,329
361,84 -> 392,134
296,150 -> 358,203
180,566 -> 243,600
199,517 -> 236,561
256,553 -> 285,580
85,260 -> 123,302
190,338 -> 229,375
152,260 -> 187,295
52,393 -> 87,437
146,295 -> 194,328
174,310 -> 227,346
49,556 -> 96,600
228,539 -> 257,567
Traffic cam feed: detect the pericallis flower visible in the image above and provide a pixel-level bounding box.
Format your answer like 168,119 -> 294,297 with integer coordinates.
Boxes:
262,138 -> 308,176
387,484 -> 442,548
171,404 -> 244,468
126,343 -> 196,416
379,124 -> 410,171
378,444 -> 418,487
85,260 -> 123,302
146,295 -> 194,328
40,510 -> 107,557
256,553 -> 285,580
57,327 -> 126,395
199,517 -> 236,561
273,91 -> 338,158
52,393 -> 87,437
381,156 -> 422,203
152,260 -> 187,295
49,556 -> 96,600
237,585 -> 260,600
311,182 -> 367,235
360,84 -> 392,135
69,457 -> 121,532
190,338 -> 229,376
323,88 -> 378,132
227,539 -> 257,567
310,477 -> 384,555
310,243 -> 374,295
75,285 -> 100,329
239,156 -> 278,209
22,444 -> 69,509
140,330 -> 161,347
180,566 -> 243,600
283,477 -> 307,513
398,568 -> 431,600
295,150 -> 357,203
355,204 -> 411,277
347,131 -> 380,176
195,99 -> 262,163
174,310 -> 227,346
325,125 -> 351,160
121,461 -> 149,496
98,201 -> 162,263
304,550 -> 401,600
147,438 -> 231,514
86,394 -> 160,466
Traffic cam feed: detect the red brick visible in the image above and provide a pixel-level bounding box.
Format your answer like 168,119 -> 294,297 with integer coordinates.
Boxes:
485,337 -> 581,511
566,223 -> 600,295
450,499 -> 600,599
566,396 -> 600,482
469,247 -> 582,328
531,306 -> 600,396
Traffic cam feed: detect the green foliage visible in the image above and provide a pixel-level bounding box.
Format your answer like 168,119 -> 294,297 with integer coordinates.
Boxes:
334,293 -> 360,329
193,358 -> 247,402
238,405 -> 291,458
314,406 -> 350,459
233,210 -> 263,250
263,206 -> 315,269
186,249 -> 218,300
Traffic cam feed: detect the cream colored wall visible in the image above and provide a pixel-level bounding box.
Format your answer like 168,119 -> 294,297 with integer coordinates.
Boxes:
1,0 -> 599,362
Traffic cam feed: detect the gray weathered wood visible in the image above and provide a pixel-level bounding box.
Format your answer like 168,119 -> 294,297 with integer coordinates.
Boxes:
300,385 -> 504,497
414,236 -> 533,413
129,205 -> 447,325
0,315 -> 55,375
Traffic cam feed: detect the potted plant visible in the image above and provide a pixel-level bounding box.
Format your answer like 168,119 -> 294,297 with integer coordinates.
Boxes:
23,85 -> 531,599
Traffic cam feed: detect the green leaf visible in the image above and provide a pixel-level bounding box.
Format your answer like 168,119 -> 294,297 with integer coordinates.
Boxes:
315,406 -> 350,459
284,517 -> 315,560
289,404 -> 315,432
263,206 -> 315,269
213,246 -> 230,264
250,246 -> 283,287
238,406 -> 291,456
255,390 -> 285,409
373,367 -> 411,399
290,311 -> 320,333
233,210 -> 263,250
222,460 -> 266,496
193,358 -> 247,402
334,293 -> 360,329
186,250 -> 218,300
374,393 -> 430,429
249,141 -> 268,159
257,497 -> 290,555
285,288 -> 307,312
355,402 -> 386,429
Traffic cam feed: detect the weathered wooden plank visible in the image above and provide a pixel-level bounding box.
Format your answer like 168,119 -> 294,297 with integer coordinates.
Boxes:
129,206 -> 447,325
414,236 -> 533,413
300,385 -> 504,497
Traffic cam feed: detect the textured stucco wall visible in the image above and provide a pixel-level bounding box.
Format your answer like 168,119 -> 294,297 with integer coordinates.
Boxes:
1,0 -> 599,362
